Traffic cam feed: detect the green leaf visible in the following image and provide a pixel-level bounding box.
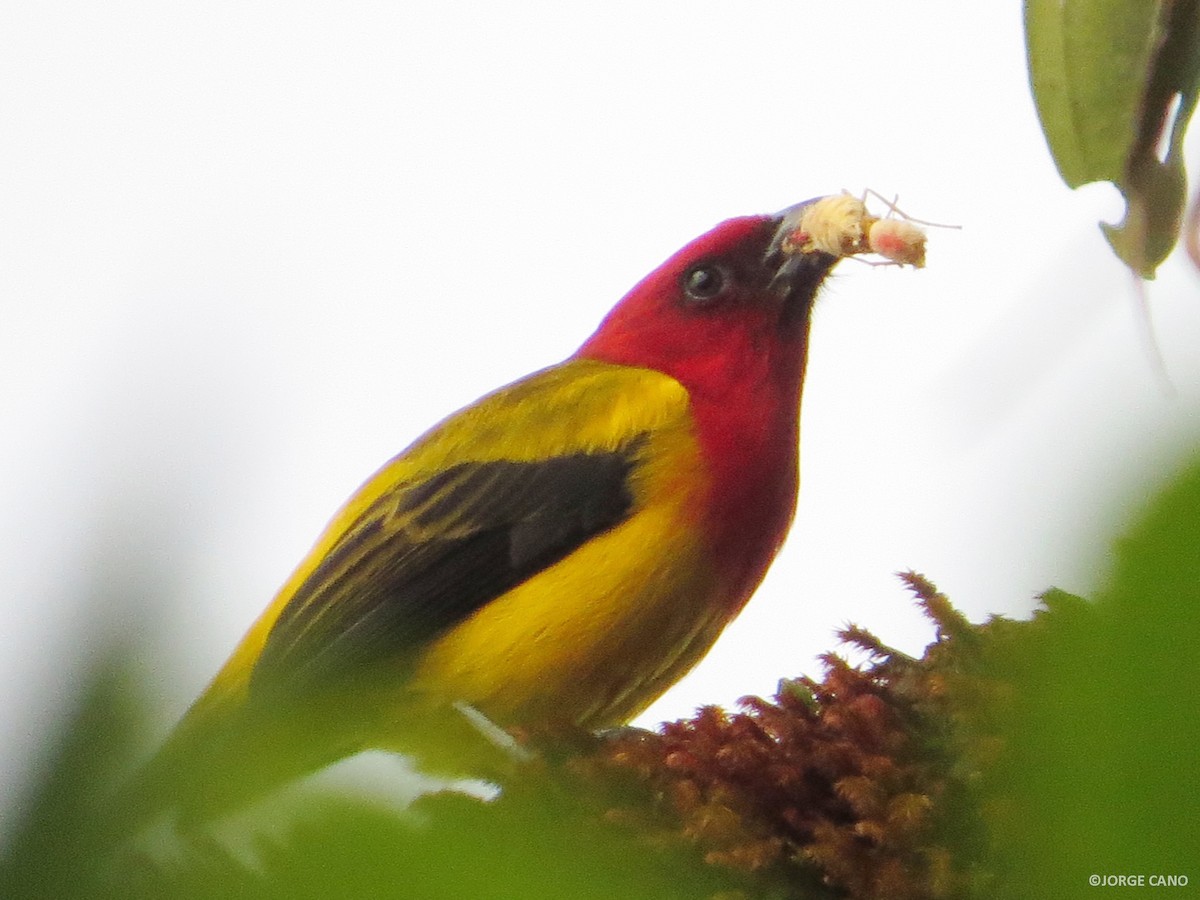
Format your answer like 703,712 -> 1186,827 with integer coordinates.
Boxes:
1025,0 -> 1200,277
989,451 -> 1200,896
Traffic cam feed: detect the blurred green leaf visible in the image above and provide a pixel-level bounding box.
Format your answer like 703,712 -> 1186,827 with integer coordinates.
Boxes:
0,650 -> 150,900
0,650 -> 735,899
1025,0 -> 1154,187
988,451 -> 1200,897
1025,0 -> 1200,276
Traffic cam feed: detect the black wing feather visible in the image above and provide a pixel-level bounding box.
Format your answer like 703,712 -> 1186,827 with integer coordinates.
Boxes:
251,438 -> 646,695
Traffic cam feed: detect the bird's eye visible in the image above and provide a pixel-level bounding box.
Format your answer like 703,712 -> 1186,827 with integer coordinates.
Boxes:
681,264 -> 728,302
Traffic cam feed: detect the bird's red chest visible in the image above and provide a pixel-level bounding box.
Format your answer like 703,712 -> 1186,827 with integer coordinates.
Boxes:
682,352 -> 804,611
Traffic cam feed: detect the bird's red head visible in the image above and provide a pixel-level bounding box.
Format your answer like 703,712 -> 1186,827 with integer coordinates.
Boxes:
575,204 -> 839,405
576,203 -> 842,609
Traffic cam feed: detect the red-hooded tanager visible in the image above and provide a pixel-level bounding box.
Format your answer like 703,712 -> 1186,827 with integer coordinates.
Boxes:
123,198 -> 850,826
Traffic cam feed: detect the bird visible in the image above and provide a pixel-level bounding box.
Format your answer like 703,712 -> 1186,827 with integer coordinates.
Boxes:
116,198 -> 845,831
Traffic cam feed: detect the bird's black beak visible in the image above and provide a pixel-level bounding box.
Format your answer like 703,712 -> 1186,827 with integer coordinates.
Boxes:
763,198 -> 841,314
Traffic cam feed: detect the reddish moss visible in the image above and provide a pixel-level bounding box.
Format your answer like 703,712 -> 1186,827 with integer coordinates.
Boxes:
570,572 -> 1022,899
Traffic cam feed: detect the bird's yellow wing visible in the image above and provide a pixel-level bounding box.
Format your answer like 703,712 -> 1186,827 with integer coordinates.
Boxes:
251,435 -> 648,693
188,358 -> 703,724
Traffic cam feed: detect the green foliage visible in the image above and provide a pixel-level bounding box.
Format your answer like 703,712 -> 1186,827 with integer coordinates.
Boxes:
0,677 -> 736,899
0,651 -> 150,900
1025,0 -> 1200,276
988,455 -> 1200,897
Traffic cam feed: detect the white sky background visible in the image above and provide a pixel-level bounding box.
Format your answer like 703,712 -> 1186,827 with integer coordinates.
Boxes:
2,2 -> 1199,818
